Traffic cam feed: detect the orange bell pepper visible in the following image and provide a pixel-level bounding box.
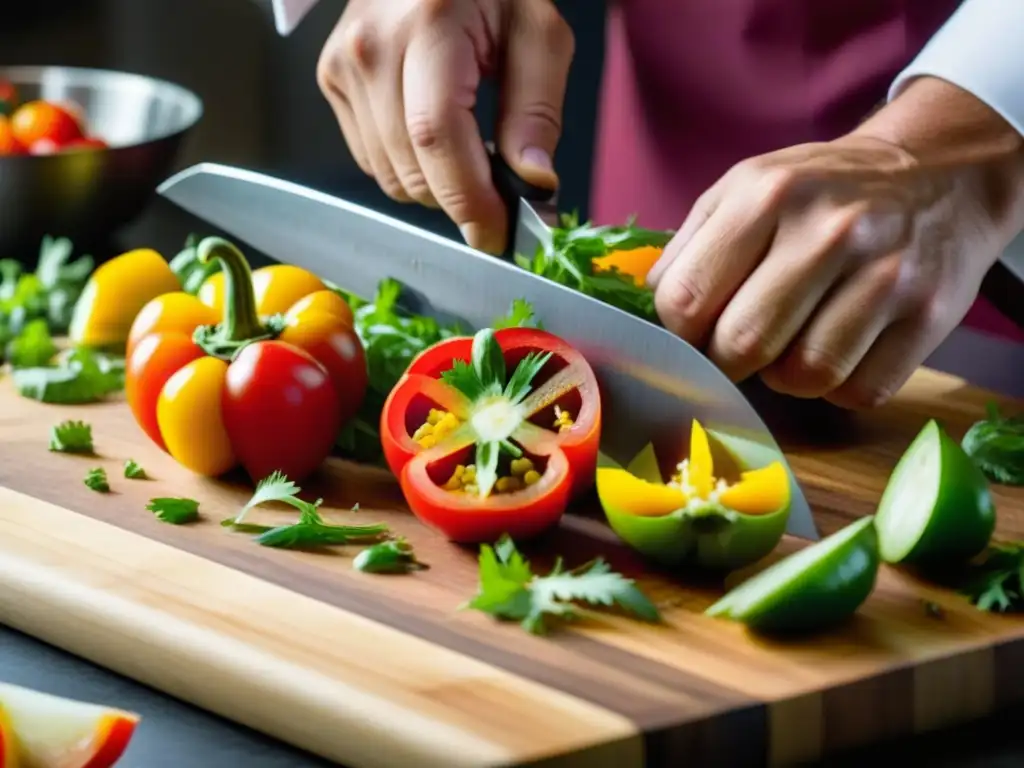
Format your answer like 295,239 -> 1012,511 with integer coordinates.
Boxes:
125,237 -> 368,483
591,246 -> 665,287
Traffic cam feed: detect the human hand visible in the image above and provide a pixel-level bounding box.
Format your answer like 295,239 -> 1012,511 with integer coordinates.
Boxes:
647,77 -> 1024,409
316,0 -> 573,254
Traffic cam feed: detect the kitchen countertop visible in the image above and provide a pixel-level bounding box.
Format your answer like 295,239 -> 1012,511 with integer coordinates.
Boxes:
4,197 -> 1024,767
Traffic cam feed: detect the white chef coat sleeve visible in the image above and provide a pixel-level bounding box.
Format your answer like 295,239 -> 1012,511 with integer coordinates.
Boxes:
888,0 -> 1024,136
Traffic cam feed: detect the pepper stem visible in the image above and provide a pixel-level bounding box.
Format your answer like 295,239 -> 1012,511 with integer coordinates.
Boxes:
192,237 -> 274,359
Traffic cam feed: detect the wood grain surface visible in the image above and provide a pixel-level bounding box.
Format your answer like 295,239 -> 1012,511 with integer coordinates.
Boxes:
1,367 -> 1023,767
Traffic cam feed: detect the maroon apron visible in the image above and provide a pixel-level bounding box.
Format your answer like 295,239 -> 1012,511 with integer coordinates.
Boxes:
591,0 -> 1024,342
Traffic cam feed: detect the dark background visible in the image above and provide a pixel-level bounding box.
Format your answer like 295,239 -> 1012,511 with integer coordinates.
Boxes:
2,0 -> 606,243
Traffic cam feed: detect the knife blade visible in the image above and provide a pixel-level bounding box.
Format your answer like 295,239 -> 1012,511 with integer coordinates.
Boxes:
157,163 -> 819,541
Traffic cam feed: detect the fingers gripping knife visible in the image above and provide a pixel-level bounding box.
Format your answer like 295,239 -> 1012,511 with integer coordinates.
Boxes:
157,161 -> 822,541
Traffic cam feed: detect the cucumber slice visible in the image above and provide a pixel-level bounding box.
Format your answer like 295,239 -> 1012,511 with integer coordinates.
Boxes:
875,420 -> 995,567
706,516 -> 879,634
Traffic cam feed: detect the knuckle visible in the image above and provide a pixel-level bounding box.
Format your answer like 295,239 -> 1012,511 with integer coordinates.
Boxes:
731,158 -> 795,207
341,19 -> 379,71
655,274 -> 706,329
398,169 -> 434,204
406,111 -> 447,152
378,174 -> 411,202
315,49 -> 343,97
786,346 -> 849,392
537,6 -> 575,55
715,322 -> 771,369
827,382 -> 893,411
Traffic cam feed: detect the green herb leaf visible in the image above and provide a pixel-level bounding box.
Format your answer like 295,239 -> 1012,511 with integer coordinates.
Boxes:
124,459 -> 147,479
84,467 -> 109,493
962,402 -> 1024,485
14,347 -> 124,404
514,212 -> 671,323
471,328 -> 506,393
353,538 -> 428,574
6,318 -> 58,368
493,299 -> 543,330
474,440 -> 501,498
49,420 -> 94,453
147,497 -> 200,525
503,351 -> 552,405
167,234 -> 222,295
465,534 -> 661,635
230,471 -> 389,550
440,359 -> 487,401
958,542 -> 1024,612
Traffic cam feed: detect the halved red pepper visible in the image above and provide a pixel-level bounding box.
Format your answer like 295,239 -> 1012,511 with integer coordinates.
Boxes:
380,327 -> 601,543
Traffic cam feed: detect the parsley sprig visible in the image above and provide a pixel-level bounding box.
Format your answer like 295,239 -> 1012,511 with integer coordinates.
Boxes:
148,498 -> 200,525
124,459 -> 147,479
84,467 -> 109,493
49,420 -> 94,453
439,329 -> 551,497
14,347 -> 124,404
223,471 -> 388,550
514,212 -> 672,323
464,535 -> 661,635
962,402 -> 1024,486
960,542 -> 1024,612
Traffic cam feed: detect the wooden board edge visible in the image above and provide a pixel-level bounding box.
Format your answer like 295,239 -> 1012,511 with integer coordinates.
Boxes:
0,487 -> 643,768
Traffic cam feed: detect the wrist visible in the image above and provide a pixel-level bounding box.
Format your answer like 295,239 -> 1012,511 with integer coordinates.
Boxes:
853,76 -> 1024,240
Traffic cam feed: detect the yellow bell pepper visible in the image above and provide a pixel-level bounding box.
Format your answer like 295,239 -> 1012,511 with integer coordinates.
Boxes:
68,248 -> 181,349
197,264 -> 327,317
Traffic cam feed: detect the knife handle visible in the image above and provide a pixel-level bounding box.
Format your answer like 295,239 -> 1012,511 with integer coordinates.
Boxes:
487,147 -> 559,204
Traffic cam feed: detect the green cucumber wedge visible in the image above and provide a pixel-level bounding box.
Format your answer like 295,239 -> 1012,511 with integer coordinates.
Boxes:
706,516 -> 879,634
875,420 -> 995,567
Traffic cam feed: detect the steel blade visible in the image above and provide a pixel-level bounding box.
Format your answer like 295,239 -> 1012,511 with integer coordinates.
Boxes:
158,163 -> 819,540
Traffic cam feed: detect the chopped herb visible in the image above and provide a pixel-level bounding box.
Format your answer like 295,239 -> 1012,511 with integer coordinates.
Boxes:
147,498 -> 200,524
959,542 -> 1024,612
225,471 -> 388,550
353,538 -> 428,574
14,347 -> 124,404
49,420 -> 94,453
463,534 -> 661,635
493,298 -> 543,330
5,318 -> 57,368
84,467 -> 109,493
123,459 -> 147,479
962,402 -> 1024,485
514,212 -> 672,323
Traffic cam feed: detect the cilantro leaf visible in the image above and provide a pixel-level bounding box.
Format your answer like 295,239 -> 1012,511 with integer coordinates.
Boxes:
962,402 -> 1024,485
493,299 -> 543,330
514,212 -> 671,323
14,347 -> 124,404
960,542 -> 1024,612
227,471 -> 388,549
147,497 -> 200,524
353,538 -> 428,574
84,467 -> 109,493
49,420 -> 94,453
6,319 -> 57,368
124,459 -> 147,479
464,534 -> 662,634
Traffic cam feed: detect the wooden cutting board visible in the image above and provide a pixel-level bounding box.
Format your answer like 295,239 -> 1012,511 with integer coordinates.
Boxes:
1,366 -> 1023,768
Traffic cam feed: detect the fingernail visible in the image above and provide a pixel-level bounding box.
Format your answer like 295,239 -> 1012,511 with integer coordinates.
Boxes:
520,146 -> 553,173
460,223 -> 504,255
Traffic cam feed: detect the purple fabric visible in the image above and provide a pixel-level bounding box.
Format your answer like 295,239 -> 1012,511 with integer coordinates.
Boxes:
590,0 -> 1024,342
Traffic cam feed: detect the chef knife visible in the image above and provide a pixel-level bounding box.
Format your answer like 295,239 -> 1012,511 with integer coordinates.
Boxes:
157,163 -> 820,541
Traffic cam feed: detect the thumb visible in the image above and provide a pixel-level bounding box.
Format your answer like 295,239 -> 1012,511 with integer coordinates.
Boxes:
497,0 -> 575,189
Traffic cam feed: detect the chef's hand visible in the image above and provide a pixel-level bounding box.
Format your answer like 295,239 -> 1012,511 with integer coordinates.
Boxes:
647,77 -> 1024,409
316,0 -> 572,254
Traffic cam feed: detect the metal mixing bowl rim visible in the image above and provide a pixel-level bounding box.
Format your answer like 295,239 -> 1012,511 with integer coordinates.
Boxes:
0,64 -> 204,147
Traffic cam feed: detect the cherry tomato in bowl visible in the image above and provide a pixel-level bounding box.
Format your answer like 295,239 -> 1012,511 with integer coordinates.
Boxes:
0,116 -> 25,156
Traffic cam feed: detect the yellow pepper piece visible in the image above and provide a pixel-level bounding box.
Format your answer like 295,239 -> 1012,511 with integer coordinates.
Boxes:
595,468 -> 687,517
69,248 -> 181,349
718,462 -> 790,515
591,246 -> 664,287
689,419 -> 715,499
199,264 -> 326,317
156,357 -> 237,477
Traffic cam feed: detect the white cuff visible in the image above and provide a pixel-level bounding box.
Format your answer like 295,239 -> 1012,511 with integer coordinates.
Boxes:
888,0 -> 1024,137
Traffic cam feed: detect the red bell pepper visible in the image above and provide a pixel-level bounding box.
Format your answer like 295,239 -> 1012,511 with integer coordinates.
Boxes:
380,326 -> 602,543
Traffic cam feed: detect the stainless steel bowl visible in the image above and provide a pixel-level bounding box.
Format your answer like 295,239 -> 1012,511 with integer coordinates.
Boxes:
0,65 -> 203,261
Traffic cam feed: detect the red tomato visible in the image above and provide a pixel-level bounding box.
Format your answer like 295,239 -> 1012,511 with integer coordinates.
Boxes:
27,138 -> 61,156
10,100 -> 84,147
379,327 -> 602,543
63,136 -> 108,152
221,340 -> 341,483
0,116 -> 24,156
0,79 -> 17,116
